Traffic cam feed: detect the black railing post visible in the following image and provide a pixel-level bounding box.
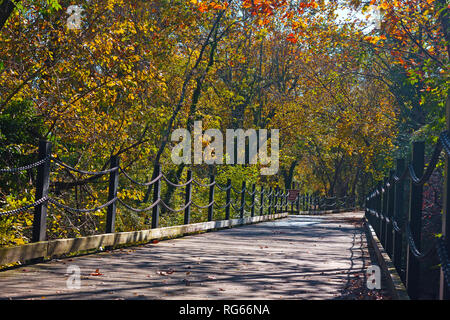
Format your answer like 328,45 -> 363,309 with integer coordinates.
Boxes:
380,177 -> 388,247
225,178 -> 231,220
151,164 -> 161,229
306,194 -> 309,213
274,187 -> 278,213
260,186 -> 264,216
376,182 -> 382,239
285,190 -> 288,212
406,141 -> 424,299
366,195 -> 370,222
386,170 -> 395,257
313,195 -> 317,214
291,182 -> 295,213
32,140 -> 52,243
442,144 -> 450,299
240,181 -> 246,218
251,184 -> 256,217
105,155 -> 119,233
278,188 -> 282,213
441,96 -> 450,300
208,175 -> 215,221
371,192 -> 376,226
393,158 -> 405,276
268,187 -> 273,215
184,170 -> 192,225
280,190 -> 284,213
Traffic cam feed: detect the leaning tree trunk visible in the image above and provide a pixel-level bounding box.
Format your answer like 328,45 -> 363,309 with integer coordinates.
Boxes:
0,0 -> 14,31
281,160 -> 298,190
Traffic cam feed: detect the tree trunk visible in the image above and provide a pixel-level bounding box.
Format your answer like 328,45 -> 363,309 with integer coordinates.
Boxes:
0,0 -> 14,31
282,160 -> 298,190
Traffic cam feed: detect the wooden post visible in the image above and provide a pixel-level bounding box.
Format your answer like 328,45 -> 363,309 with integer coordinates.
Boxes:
207,175 -> 215,221
406,141 -> 424,299
105,155 -> 119,233
151,164 -> 161,229
393,159 -> 405,277
184,170 -> 192,225
225,178 -> 231,220
32,140 -> 52,242
240,181 -> 245,218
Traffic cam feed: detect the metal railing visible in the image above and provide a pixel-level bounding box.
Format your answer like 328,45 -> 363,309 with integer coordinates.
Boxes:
295,194 -> 355,213
365,131 -> 450,300
0,140 -> 300,245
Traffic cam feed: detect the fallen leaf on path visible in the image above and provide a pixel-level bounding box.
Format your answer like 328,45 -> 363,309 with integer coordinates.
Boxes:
90,269 -> 103,276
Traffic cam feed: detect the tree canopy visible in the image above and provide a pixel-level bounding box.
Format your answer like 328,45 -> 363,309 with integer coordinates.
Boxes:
0,0 -> 447,245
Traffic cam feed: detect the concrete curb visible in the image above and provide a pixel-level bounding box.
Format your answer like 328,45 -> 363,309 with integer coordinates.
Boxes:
1,213 -> 288,267
364,217 -> 410,300
296,208 -> 357,215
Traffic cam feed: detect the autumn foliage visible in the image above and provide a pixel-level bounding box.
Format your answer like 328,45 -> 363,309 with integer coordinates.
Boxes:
0,0 -> 447,246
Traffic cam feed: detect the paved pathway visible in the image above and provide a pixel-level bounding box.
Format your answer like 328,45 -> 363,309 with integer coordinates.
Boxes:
0,211 -> 384,300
